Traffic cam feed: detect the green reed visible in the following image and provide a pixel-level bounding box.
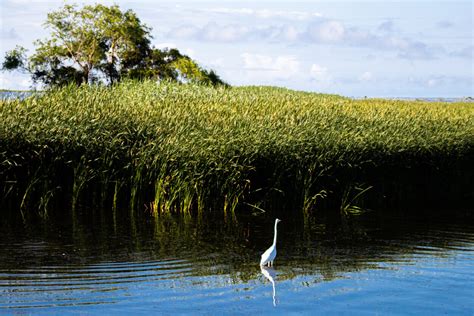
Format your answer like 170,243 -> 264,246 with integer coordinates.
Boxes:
0,81 -> 473,217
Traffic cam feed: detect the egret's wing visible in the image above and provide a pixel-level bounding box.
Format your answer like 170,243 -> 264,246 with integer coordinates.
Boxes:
260,246 -> 274,265
261,247 -> 271,258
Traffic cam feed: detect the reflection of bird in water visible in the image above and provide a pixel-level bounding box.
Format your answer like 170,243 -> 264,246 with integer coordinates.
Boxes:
261,266 -> 278,306
260,218 -> 282,267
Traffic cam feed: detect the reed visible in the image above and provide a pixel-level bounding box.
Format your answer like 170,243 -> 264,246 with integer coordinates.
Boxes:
1,81 -> 472,217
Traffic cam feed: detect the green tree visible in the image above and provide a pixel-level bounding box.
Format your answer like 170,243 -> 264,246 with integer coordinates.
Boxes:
1,46 -> 27,70
2,4 -> 227,87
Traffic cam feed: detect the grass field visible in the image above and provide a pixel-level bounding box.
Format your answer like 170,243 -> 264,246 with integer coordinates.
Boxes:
1,81 -> 473,218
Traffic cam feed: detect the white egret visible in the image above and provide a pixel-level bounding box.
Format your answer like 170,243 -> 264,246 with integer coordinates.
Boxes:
260,218 -> 282,266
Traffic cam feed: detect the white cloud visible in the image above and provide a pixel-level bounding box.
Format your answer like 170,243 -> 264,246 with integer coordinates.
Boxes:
209,8 -> 322,20
282,25 -> 300,41
167,18 -> 437,60
169,22 -> 302,43
183,48 -> 196,59
0,28 -> 20,40
0,76 -> 7,88
0,72 -> 32,90
241,53 -> 300,79
170,23 -> 251,42
171,25 -> 200,39
155,42 -> 178,49
427,79 -> 437,87
210,8 -> 254,15
309,64 -> 329,82
436,20 -> 454,29
154,43 -> 196,59
319,21 -> 345,42
304,20 -> 437,59
359,71 -> 373,82
378,20 -> 395,33
401,75 -> 473,92
394,40 -> 436,59
208,58 -> 225,68
449,46 -> 473,59
308,20 -> 345,42
201,23 -> 250,42
3,0 -> 117,8
20,78 -> 31,88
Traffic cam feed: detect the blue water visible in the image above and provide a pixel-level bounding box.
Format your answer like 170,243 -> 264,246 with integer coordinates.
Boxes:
0,91 -> 36,100
0,214 -> 473,315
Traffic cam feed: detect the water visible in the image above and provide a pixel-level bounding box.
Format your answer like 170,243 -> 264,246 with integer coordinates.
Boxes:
0,212 -> 473,315
0,91 -> 36,100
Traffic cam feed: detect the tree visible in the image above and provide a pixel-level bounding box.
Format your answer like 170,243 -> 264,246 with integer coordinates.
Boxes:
2,46 -> 27,70
2,4 -> 227,87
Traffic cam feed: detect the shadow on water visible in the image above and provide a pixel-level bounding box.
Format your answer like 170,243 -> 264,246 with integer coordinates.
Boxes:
0,206 -> 473,313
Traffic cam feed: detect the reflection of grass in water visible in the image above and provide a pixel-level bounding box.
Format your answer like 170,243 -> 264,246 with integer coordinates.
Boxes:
0,211 -> 472,288
0,81 -> 473,217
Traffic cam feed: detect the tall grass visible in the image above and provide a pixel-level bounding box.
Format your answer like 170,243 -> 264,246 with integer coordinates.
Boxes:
1,81 -> 473,217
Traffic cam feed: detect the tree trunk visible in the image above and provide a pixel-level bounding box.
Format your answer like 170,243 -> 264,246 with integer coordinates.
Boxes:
83,66 -> 90,85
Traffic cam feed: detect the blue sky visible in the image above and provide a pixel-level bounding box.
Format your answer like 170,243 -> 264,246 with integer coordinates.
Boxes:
0,0 -> 472,97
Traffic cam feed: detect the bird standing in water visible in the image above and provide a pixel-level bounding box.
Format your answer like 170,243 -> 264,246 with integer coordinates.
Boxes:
260,218 -> 282,266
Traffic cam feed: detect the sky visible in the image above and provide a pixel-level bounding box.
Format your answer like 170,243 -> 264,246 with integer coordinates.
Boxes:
0,0 -> 472,97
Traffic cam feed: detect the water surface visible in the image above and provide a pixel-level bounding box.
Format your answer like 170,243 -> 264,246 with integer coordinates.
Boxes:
0,212 -> 473,314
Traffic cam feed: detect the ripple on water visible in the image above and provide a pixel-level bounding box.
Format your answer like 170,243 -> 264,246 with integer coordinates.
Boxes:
0,258 -> 196,309
0,217 -> 473,313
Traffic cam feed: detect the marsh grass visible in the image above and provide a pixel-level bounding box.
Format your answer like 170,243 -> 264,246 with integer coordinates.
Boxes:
1,81 -> 473,218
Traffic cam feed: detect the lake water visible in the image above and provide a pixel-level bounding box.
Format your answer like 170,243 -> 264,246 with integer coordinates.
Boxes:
0,211 -> 473,315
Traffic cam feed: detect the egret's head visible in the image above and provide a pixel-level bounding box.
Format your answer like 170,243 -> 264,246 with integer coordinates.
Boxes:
276,218 -> 282,224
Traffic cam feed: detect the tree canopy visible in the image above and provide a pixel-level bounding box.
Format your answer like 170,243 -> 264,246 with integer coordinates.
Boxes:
2,4 -> 227,87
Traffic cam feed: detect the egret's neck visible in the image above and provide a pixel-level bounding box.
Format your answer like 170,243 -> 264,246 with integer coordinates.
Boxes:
273,221 -> 279,246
